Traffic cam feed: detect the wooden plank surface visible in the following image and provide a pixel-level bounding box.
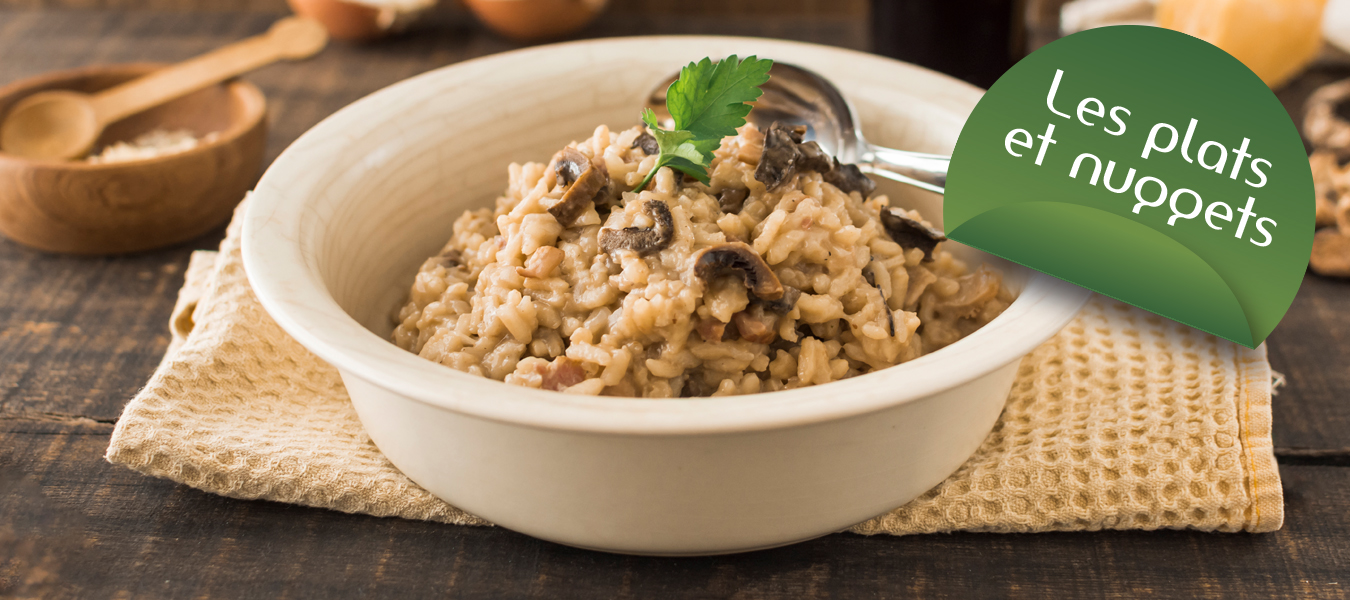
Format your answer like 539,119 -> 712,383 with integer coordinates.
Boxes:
0,8 -> 1348,599
3,431 -> 1349,599
1268,274 -> 1350,456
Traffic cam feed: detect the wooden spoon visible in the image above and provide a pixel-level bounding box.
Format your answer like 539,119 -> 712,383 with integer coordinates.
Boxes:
0,17 -> 327,161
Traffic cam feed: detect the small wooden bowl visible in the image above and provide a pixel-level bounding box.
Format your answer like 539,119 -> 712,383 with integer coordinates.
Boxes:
0,64 -> 266,255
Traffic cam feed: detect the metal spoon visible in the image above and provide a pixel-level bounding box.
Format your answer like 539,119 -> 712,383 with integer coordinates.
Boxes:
644,62 -> 950,194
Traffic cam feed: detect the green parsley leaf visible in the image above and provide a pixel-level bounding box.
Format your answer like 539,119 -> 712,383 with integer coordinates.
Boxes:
633,55 -> 773,191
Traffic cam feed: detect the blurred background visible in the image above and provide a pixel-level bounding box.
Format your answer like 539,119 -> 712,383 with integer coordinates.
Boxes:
4,0 -> 1346,134
1,0 -> 1348,267
4,0 -> 1345,82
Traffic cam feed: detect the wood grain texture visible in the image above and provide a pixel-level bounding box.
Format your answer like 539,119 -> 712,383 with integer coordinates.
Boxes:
2,432 -> 1349,599
1268,273 -> 1350,453
0,7 -> 1346,598
0,241 -> 191,420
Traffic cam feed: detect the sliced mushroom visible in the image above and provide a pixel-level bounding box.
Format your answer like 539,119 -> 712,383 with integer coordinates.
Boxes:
680,376 -> 716,398
754,285 -> 799,314
718,187 -> 749,213
556,147 -> 588,185
549,147 -> 610,227
727,286 -> 800,345
881,208 -> 947,262
731,305 -> 779,344
903,266 -> 937,309
594,182 -> 624,217
693,242 -> 784,301
933,265 -> 1003,318
632,131 -> 659,156
696,317 -> 728,343
599,199 -> 674,256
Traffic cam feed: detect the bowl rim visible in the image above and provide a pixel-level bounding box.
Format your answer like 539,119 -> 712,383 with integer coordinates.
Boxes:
0,62 -> 267,170
243,35 -> 1093,435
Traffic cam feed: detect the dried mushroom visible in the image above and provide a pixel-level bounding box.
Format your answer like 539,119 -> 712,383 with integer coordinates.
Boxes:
549,146 -> 610,227
753,121 -> 876,198
755,122 -> 807,190
632,131 -> 659,156
881,208 -> 947,262
599,199 -> 675,256
680,377 -> 716,398
696,317 -> 728,343
726,286 -> 800,345
693,242 -> 784,300
718,187 -> 749,213
824,162 -> 876,197
754,285 -> 800,314
862,261 -> 895,336
796,140 -> 834,173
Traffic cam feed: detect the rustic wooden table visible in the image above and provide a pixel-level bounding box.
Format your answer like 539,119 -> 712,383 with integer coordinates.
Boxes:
1,7 -> 1348,598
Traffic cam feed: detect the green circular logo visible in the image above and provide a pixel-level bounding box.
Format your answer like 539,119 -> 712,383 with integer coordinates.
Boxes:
945,25 -> 1313,348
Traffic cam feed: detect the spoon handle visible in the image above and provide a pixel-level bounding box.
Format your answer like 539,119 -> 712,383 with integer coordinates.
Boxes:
89,17 -> 327,126
860,146 -> 950,195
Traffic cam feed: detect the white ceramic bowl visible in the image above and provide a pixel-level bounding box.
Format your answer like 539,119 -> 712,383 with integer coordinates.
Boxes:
242,36 -> 1091,555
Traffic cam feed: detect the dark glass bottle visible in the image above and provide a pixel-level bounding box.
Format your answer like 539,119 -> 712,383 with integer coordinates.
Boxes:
871,0 -> 1029,89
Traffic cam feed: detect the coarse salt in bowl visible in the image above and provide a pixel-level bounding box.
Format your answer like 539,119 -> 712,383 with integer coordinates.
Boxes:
243,36 -> 1091,555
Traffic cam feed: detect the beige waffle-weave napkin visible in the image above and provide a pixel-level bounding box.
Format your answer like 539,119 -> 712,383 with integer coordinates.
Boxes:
106,203 -> 1284,535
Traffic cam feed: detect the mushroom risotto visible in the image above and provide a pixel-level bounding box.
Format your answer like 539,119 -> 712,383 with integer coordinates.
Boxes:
392,122 -> 1014,397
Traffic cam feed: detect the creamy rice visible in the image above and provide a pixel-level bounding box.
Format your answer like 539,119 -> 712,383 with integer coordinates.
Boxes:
392,123 -> 1013,397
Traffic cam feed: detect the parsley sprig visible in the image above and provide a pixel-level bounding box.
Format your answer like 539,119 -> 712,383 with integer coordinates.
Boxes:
634,55 -> 774,192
